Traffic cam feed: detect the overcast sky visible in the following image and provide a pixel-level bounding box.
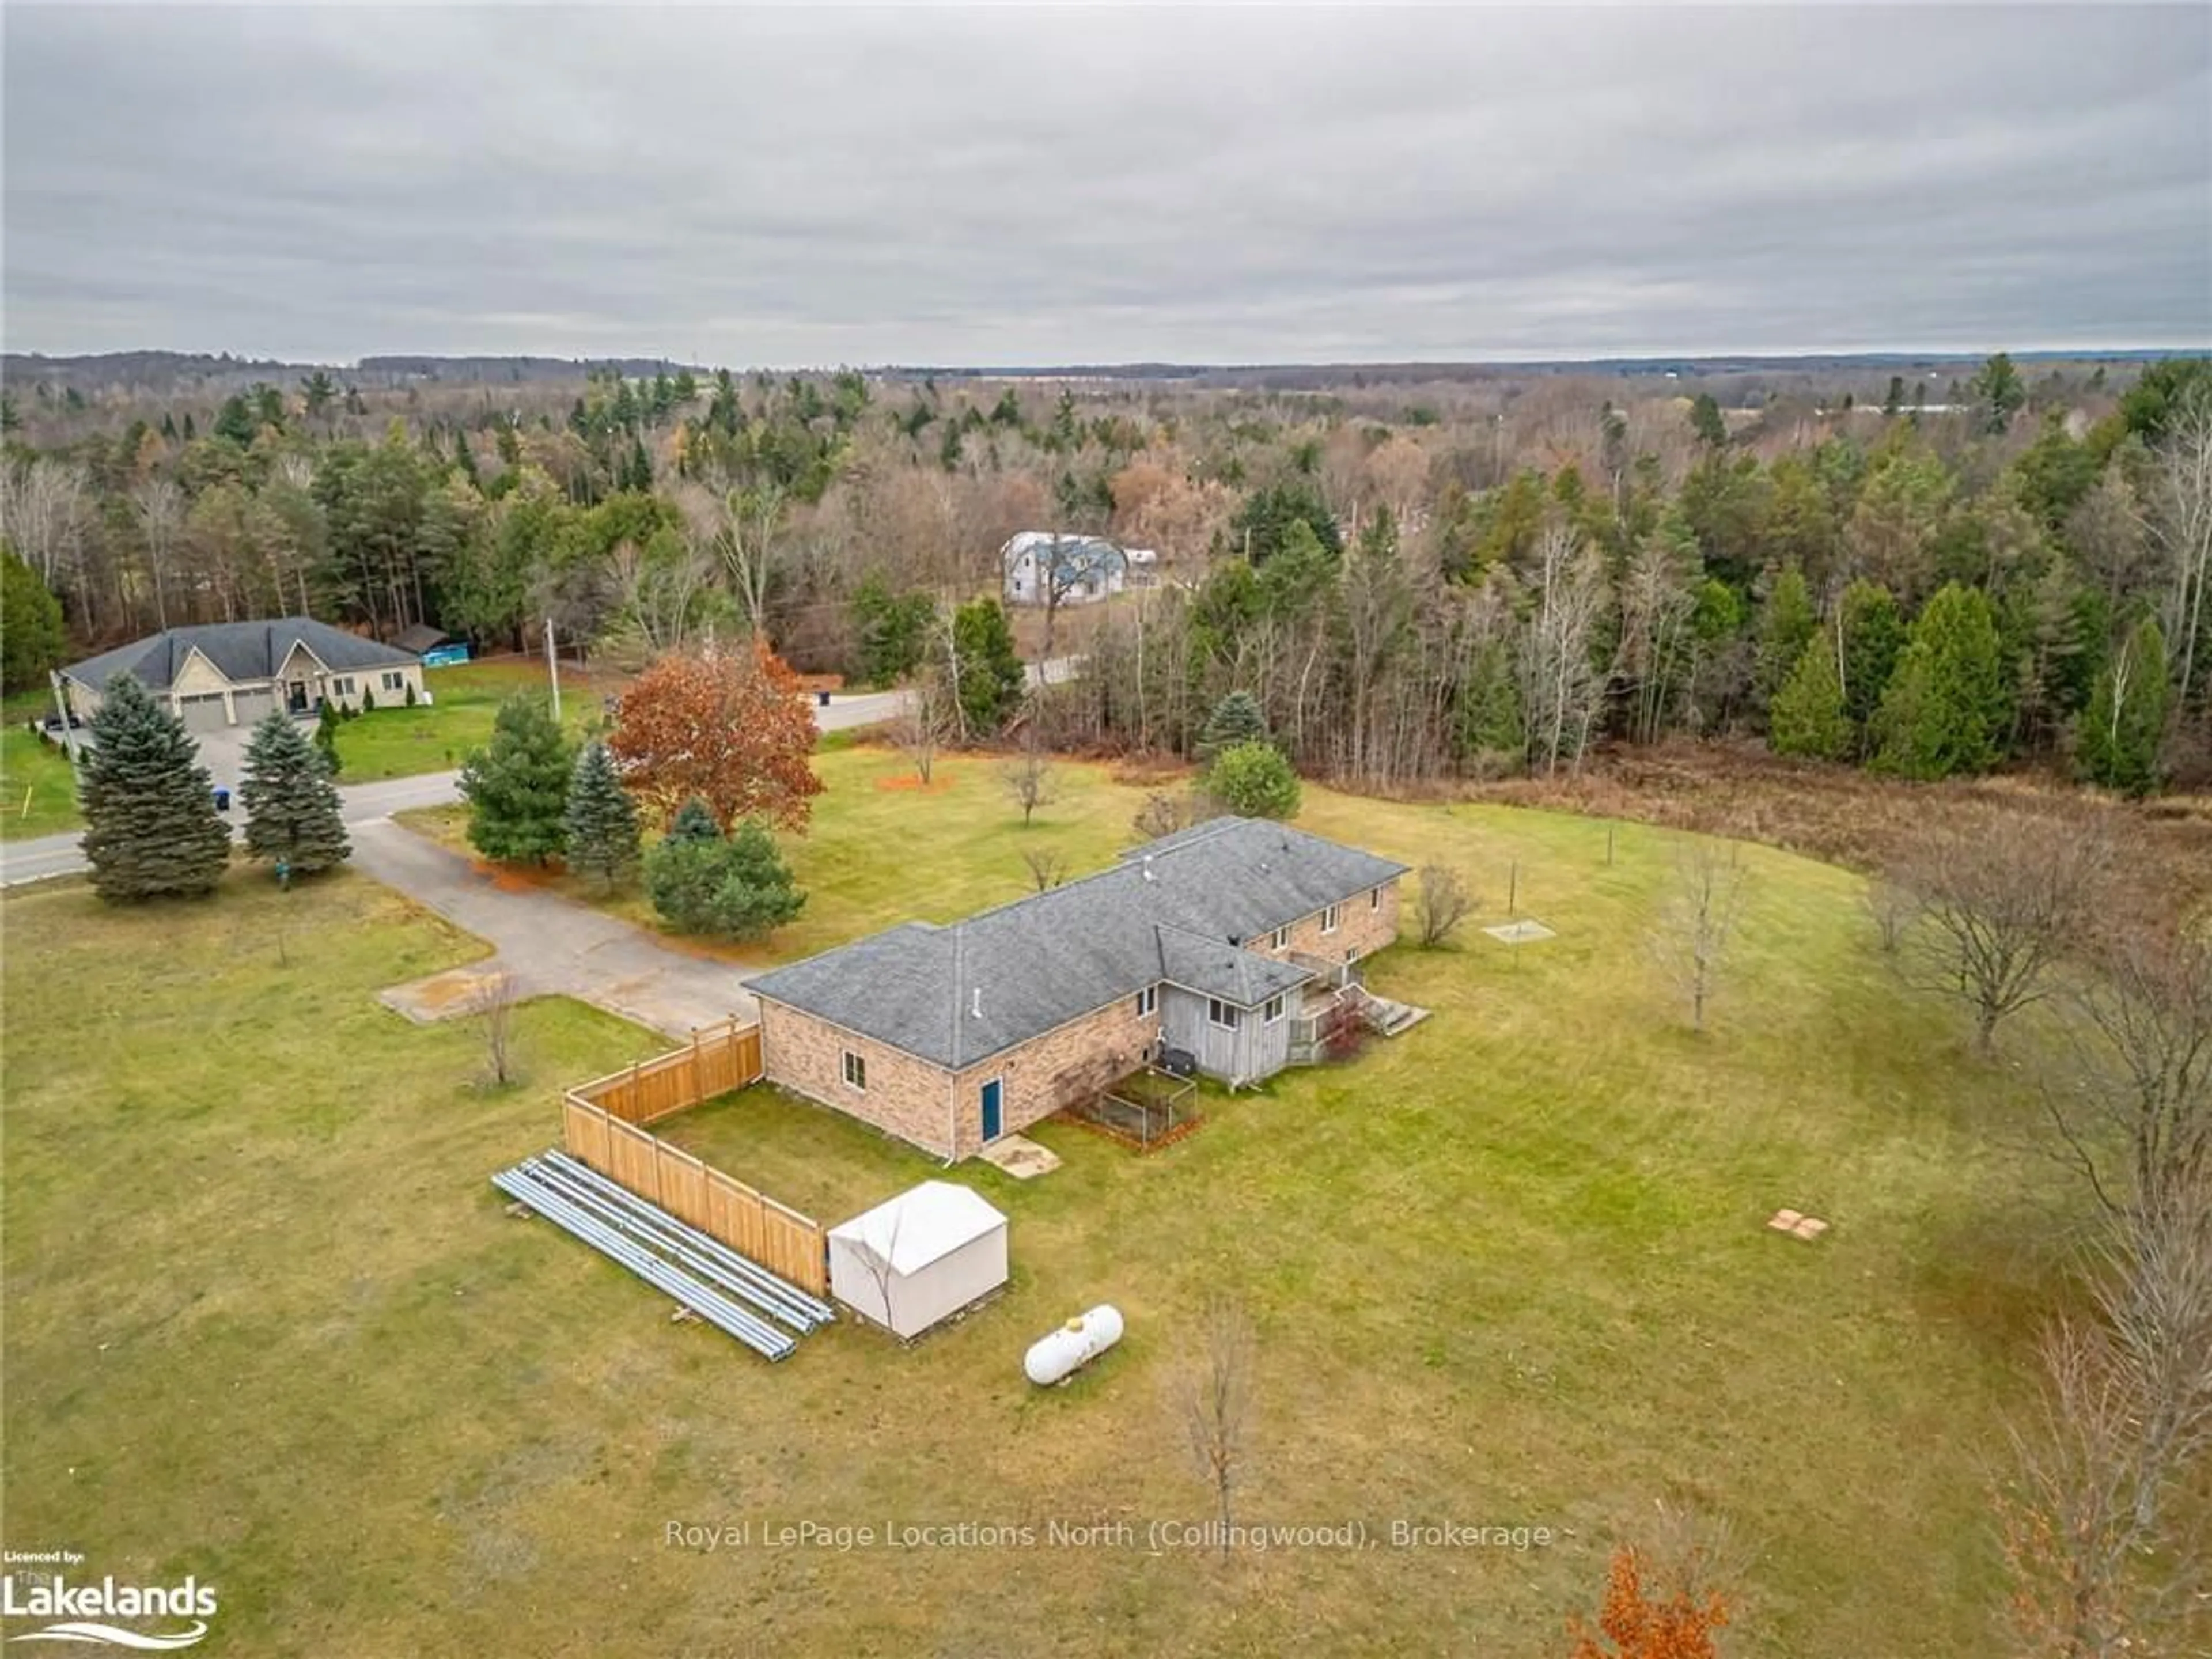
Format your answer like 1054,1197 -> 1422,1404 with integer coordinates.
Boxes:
4,5 -> 2207,367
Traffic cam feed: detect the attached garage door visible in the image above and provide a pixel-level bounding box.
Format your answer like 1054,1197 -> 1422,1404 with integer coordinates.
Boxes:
177,692 -> 229,733
229,686 -> 276,726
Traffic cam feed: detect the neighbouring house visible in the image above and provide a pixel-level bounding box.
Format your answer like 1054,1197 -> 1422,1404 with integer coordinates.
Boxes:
1000,532 -> 1128,608
748,817 -> 1407,1161
827,1181 -> 1009,1338
59,618 -> 427,732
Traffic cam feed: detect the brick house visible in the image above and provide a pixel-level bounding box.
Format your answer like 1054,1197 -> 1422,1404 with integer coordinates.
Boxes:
747,818 -> 1406,1161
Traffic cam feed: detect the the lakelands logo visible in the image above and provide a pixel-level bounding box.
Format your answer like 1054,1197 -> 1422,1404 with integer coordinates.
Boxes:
1,1554 -> 217,1650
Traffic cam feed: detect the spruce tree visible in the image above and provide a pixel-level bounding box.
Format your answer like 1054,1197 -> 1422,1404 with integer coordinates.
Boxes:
78,674 -> 232,902
1754,564 -> 1817,708
1196,690 -> 1270,761
1873,583 -> 2010,780
1836,579 -> 1906,748
950,597 -> 1027,737
643,803 -> 806,940
1769,631 -> 1852,760
563,740 -> 641,892
2076,618 -> 2170,797
459,695 -> 571,863
717,819 -> 807,940
239,708 -> 350,875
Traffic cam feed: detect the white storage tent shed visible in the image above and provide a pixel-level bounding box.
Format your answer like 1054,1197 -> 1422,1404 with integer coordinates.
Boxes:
827,1181 -> 1008,1339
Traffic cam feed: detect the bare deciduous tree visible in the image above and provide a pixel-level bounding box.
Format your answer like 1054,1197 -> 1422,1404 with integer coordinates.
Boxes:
847,1210 -> 905,1338
2055,926 -> 2212,1227
1889,815 -> 2113,1054
1414,864 -> 1474,948
1650,843 -> 1750,1033
998,741 -> 1056,827
1865,874 -> 1916,955
1172,1296 -> 1255,1563
1021,848 -> 1068,892
2000,1199 -> 2212,1658
1518,518 -> 1609,777
128,475 -> 184,631
475,969 -> 522,1088
1999,1317 -> 2147,1659
2151,407 -> 2212,705
891,673 -> 953,785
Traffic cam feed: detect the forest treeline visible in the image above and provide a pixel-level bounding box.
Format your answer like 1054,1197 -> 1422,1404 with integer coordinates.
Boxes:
2,351 -> 2207,794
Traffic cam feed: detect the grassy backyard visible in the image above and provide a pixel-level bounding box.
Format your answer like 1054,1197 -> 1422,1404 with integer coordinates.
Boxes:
0,767 -> 2082,1656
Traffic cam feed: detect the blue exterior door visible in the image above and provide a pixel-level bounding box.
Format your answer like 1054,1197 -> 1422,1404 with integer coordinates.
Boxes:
980,1078 -> 1003,1141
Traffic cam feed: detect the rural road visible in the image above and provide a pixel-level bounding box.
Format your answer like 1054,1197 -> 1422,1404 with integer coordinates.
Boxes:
0,662 -> 1075,889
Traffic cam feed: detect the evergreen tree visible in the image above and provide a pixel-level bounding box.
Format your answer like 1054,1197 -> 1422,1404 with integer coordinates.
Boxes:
1206,740 -> 1301,819
2076,618 -> 2169,797
1196,690 -> 1269,760
1769,631 -> 1852,760
1688,392 -> 1728,448
950,597 -> 1026,737
1873,583 -> 2011,779
1836,579 -> 1906,746
238,708 -> 349,875
1,547 -> 67,693
78,674 -> 231,902
563,740 -> 641,892
313,700 -> 343,777
1753,564 -> 1817,708
459,695 -> 571,863
645,806 -> 806,940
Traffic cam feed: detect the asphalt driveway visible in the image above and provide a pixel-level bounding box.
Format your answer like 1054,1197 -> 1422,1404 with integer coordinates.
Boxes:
351,819 -> 755,1041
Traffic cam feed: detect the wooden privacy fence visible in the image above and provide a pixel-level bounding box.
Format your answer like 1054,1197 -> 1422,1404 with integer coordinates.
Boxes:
560,1094 -> 829,1296
557,1019 -> 825,1294
569,1017 -> 763,1127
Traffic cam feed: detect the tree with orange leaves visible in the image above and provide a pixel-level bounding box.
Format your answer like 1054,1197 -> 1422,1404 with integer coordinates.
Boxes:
1568,1545 -> 1730,1659
608,639 -> 824,832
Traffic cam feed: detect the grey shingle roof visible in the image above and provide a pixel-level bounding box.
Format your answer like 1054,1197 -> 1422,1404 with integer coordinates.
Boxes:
65,618 -> 419,692
749,818 -> 1407,1070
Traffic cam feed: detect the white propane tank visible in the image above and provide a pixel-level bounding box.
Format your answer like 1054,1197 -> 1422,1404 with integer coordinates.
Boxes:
1024,1305 -> 1125,1386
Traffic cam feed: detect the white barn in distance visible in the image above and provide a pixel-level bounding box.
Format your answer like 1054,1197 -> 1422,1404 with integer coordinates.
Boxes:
827,1181 -> 1009,1340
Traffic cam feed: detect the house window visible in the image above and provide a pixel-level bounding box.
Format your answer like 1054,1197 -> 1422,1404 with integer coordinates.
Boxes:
1207,998 -> 1239,1031
1263,994 -> 1286,1023
381,671 -> 404,692
1370,887 -> 1382,911
1271,926 -> 1290,950
333,676 -> 355,697
1136,985 -> 1157,1018
1321,904 -> 1340,935
842,1050 -> 866,1091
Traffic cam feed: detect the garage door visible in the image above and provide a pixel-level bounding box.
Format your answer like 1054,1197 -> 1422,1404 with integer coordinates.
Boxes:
229,687 -> 276,726
177,692 -> 229,733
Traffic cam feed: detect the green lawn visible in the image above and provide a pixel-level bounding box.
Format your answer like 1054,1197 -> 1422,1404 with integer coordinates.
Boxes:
1,773 -> 2079,1656
0,700 -> 79,838
397,740 -> 1166,963
331,660 -> 619,782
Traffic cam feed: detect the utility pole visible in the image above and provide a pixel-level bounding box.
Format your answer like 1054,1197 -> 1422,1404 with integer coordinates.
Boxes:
544,616 -> 562,723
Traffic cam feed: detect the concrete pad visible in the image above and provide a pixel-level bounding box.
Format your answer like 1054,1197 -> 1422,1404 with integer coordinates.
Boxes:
380,964 -> 513,1024
1791,1216 -> 1831,1241
978,1135 -> 1061,1180
1483,919 -> 1556,945
1766,1209 -> 1804,1231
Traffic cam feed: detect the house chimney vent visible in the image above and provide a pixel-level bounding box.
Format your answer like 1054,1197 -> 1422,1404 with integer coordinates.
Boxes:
971,987 -> 983,1019
1142,855 -> 1155,882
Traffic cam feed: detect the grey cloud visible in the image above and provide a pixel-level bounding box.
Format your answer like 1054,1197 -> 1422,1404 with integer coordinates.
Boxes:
3,4 -> 2206,364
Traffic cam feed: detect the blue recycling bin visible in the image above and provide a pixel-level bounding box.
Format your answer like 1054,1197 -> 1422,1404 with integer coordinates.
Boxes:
817,690 -> 831,708
213,787 -> 232,812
